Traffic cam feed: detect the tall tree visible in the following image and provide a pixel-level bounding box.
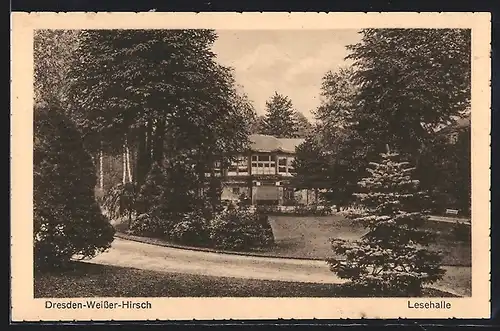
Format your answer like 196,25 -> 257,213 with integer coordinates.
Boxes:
290,132 -> 329,194
34,30 -> 81,107
315,66 -> 359,131
293,112 -> 313,138
346,28 -> 471,156
293,67 -> 367,209
261,92 -> 299,138
249,115 -> 266,135
417,121 -> 471,215
66,30 -> 253,187
303,29 -> 471,210
328,151 -> 445,296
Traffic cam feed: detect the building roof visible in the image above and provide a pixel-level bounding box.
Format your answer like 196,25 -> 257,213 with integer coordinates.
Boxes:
249,134 -> 305,154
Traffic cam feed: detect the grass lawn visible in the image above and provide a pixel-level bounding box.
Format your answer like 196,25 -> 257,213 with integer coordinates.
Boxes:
34,262 -> 457,298
267,215 -> 471,266
113,214 -> 470,266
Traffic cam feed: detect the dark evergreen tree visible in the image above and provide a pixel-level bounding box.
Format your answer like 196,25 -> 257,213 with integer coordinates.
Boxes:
293,111 -> 313,138
328,151 -> 445,296
261,92 -> 299,138
34,102 -> 115,269
249,115 -> 266,135
290,133 -> 330,203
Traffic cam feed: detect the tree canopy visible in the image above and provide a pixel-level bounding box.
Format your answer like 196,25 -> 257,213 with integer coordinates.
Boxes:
260,92 -> 299,138
66,29 -> 254,185
347,28 -> 471,154
34,29 -> 81,107
294,28 -> 471,211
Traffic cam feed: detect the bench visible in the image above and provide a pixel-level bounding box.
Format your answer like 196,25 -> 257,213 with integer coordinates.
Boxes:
445,209 -> 459,215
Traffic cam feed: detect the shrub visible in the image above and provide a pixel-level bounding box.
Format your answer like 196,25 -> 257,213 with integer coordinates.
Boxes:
209,209 -> 274,251
34,103 -> 115,270
170,212 -> 211,246
101,182 -> 138,225
129,213 -> 166,238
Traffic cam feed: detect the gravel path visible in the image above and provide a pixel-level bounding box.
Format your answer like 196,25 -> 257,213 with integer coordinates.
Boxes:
84,238 -> 471,297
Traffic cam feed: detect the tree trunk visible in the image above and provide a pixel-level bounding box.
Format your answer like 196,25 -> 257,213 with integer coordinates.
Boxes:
152,120 -> 165,165
99,148 -> 104,189
122,142 -> 126,184
136,122 -> 153,186
125,136 -> 132,183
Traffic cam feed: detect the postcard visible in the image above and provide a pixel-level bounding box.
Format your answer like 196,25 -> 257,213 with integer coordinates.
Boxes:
10,12 -> 491,321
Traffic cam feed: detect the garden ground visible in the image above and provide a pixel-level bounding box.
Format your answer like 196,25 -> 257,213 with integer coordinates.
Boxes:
36,237 -> 471,297
35,261 -> 458,298
267,215 -> 471,266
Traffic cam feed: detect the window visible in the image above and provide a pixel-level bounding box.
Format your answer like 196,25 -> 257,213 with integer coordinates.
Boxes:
278,158 -> 287,166
251,155 -> 257,161
232,187 -> 240,195
278,167 -> 286,173
250,154 -> 277,175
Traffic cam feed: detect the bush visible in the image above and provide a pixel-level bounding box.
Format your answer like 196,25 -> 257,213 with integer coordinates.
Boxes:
129,213 -> 167,238
34,103 -> 115,270
209,209 -> 274,251
170,212 -> 211,246
101,182 -> 138,223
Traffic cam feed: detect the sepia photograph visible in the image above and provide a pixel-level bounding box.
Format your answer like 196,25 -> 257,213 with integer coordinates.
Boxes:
10,12 -> 491,321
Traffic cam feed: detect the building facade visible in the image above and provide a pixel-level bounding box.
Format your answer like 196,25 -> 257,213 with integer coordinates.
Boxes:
215,134 -> 312,205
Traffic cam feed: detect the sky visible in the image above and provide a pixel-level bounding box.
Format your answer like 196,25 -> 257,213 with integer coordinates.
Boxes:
212,29 -> 362,120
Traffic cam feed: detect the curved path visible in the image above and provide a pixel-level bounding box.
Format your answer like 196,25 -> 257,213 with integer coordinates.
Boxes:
85,238 -> 470,297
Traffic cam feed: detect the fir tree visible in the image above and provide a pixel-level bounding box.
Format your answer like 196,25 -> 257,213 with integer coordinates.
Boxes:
327,150 -> 445,296
261,92 -> 299,138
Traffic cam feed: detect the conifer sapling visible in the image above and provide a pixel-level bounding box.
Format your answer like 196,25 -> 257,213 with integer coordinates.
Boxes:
328,150 -> 446,296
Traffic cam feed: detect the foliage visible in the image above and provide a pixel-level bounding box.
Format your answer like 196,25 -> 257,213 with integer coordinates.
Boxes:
298,29 -> 471,212
34,30 -> 81,107
249,115 -> 266,134
209,209 -> 275,251
34,102 -> 115,269
451,221 -> 471,243
101,182 -> 138,221
129,213 -> 166,238
291,133 -> 331,191
346,28 -> 471,155
66,29 -> 253,187
170,212 -> 211,246
417,123 -> 471,215
254,204 -> 333,216
315,66 -> 359,130
296,67 -> 370,209
327,152 -> 445,297
293,112 -> 313,138
260,92 -> 299,138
